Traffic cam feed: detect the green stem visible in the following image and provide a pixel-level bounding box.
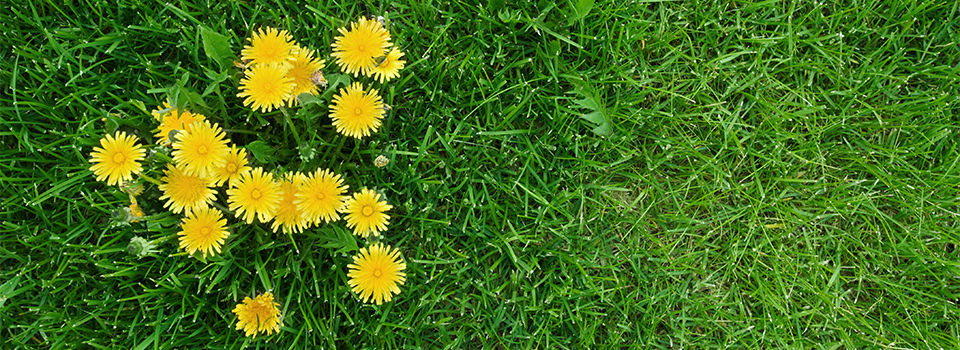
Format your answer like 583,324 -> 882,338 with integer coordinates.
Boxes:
332,136 -> 346,160
280,107 -> 302,147
286,232 -> 299,254
211,200 -> 231,215
153,151 -> 173,163
139,172 -> 162,186
224,128 -> 258,135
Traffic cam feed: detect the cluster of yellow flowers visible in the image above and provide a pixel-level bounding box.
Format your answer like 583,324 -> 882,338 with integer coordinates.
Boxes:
97,105 -> 393,257
237,18 -> 405,139
86,17 -> 411,339
236,27 -> 325,112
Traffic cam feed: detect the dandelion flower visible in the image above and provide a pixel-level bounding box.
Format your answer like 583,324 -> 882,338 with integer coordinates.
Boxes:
329,82 -> 385,138
240,27 -> 296,67
151,100 -> 180,121
127,197 -> 145,222
270,172 -> 309,234
341,188 -> 392,238
238,64 -> 295,112
158,163 -> 216,214
177,206 -> 229,258
227,167 -> 282,224
370,48 -> 405,83
331,17 -> 391,76
89,131 -> 146,186
233,292 -> 282,337
212,145 -> 252,187
296,169 -> 348,224
154,109 -> 206,146
347,243 -> 406,305
172,120 -> 230,177
286,46 -> 325,104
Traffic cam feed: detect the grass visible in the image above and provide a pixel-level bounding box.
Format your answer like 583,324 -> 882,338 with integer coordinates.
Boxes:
2,0 -> 959,348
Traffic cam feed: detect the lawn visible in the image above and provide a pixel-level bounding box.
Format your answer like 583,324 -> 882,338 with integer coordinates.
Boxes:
2,0 -> 959,348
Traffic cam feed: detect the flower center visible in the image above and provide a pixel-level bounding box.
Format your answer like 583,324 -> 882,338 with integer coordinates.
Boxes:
112,153 -> 126,164
226,162 -> 237,173
361,205 -> 374,217
315,192 -> 326,200
263,79 -> 278,93
372,268 -> 382,278
200,227 -> 211,236
354,107 -> 363,116
251,189 -> 263,200
197,145 -> 208,155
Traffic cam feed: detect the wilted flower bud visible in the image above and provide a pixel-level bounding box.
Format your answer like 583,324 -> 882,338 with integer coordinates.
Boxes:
127,236 -> 158,259
374,155 -> 390,168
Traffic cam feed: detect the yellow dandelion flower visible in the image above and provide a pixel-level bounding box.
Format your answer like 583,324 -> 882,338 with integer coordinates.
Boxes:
212,145 -> 252,187
238,64 -> 295,113
329,82 -> 385,138
89,131 -> 146,186
286,46 -> 325,104
240,27 -> 295,67
158,163 -> 216,215
295,169 -> 348,225
370,48 -> 405,83
232,292 -> 282,337
270,172 -> 309,234
177,206 -> 229,258
341,188 -> 392,238
154,109 -> 206,146
151,100 -> 180,121
171,120 -> 230,177
331,17 -> 391,76
347,242 -> 406,305
227,167 -> 282,224
128,197 -> 145,222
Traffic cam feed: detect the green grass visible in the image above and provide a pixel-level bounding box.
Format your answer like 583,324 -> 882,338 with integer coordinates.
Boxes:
2,0 -> 960,348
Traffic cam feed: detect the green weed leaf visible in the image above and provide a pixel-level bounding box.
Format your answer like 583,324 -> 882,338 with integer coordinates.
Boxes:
245,140 -> 278,164
572,95 -> 610,136
297,93 -> 322,105
319,227 -> 358,256
199,26 -> 235,70
566,0 -> 595,24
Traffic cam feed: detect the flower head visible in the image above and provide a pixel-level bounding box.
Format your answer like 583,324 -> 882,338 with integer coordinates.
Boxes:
347,243 -> 406,305
177,207 -> 229,258
295,169 -> 348,225
270,172 -> 309,234
127,197 -> 145,222
89,131 -> 146,186
341,188 -> 392,238
241,27 -> 296,67
233,292 -> 282,337
238,64 -> 295,113
151,100 -> 181,121
331,17 -> 392,76
212,145 -> 251,187
329,82 -> 385,138
154,105 -> 205,146
286,46 -> 325,104
370,48 -> 405,83
158,163 -> 216,215
227,167 -> 282,224
171,120 -> 230,177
